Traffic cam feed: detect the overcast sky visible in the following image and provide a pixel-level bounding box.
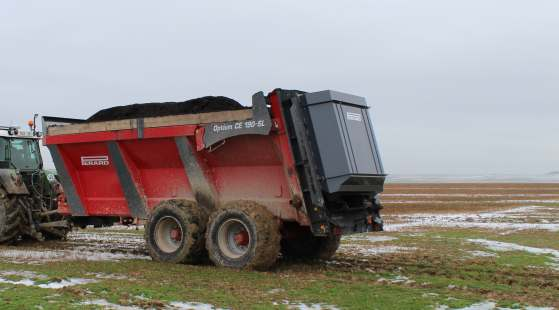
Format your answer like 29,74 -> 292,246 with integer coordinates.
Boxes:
1,1 -> 558,175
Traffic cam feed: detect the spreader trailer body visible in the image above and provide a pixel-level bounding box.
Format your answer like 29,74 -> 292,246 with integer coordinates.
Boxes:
43,89 -> 386,269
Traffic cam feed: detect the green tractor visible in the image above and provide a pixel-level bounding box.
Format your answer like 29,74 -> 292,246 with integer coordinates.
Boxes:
0,120 -> 70,244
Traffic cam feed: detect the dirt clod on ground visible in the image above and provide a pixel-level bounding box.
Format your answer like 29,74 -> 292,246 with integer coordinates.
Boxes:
87,96 -> 247,122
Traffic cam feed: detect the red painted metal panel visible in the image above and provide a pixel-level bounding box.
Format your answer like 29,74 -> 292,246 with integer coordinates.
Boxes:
267,91 -> 304,204
48,92 -> 309,226
118,138 -> 195,209
58,142 -> 129,216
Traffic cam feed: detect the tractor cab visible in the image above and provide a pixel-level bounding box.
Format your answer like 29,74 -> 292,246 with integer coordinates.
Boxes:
0,122 -> 68,243
0,126 -> 43,171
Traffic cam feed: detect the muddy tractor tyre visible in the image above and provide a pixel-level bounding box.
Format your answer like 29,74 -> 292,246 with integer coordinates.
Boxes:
282,229 -> 341,261
145,200 -> 207,264
206,201 -> 281,270
0,189 -> 22,244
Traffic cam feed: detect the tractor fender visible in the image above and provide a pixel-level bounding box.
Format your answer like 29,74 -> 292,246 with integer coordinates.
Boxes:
0,169 -> 29,195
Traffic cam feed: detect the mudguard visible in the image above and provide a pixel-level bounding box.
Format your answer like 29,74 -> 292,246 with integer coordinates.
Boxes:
0,169 -> 29,195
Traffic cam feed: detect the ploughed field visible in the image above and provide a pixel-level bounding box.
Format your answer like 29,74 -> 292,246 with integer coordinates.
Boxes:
0,183 -> 558,309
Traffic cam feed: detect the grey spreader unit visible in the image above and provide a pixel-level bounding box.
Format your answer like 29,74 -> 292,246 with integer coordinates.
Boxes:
303,90 -> 385,194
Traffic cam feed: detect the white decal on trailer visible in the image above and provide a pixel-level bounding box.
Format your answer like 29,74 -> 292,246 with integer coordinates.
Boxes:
346,112 -> 362,122
81,156 -> 110,166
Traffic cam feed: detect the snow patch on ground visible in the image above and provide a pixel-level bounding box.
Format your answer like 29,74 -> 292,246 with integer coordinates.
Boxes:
377,275 -> 416,285
168,301 -> 228,310
468,239 -> 559,270
68,231 -> 143,242
338,233 -> 411,257
338,244 -> 416,257
275,300 -> 340,310
81,299 -> 229,310
384,200 -> 559,204
437,301 -> 497,310
37,278 -> 97,289
385,206 -> 559,232
79,299 -> 142,310
97,225 -> 143,231
342,235 -> 397,243
468,251 -> 498,258
86,272 -> 130,280
67,231 -> 145,252
67,229 -> 144,242
267,288 -> 285,294
0,270 -> 47,279
0,248 -> 149,264
382,193 -> 559,198
437,301 -> 555,310
0,270 -> 97,289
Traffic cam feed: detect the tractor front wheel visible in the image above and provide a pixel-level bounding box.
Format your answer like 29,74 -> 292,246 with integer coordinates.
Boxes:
206,201 -> 280,270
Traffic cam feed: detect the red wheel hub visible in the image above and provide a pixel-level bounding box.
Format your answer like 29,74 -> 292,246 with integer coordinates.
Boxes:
170,228 -> 182,241
233,229 -> 249,246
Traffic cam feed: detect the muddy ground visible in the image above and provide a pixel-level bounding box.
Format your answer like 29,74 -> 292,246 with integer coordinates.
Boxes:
0,183 -> 558,309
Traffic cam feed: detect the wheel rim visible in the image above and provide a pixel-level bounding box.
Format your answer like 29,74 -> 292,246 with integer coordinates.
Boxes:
217,219 -> 251,259
154,216 -> 183,253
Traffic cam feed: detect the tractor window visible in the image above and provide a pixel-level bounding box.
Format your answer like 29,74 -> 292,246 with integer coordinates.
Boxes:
10,139 -> 40,170
0,138 -> 7,161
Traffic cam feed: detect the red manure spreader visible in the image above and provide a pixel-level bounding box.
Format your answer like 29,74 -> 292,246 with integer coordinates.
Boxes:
43,89 -> 386,269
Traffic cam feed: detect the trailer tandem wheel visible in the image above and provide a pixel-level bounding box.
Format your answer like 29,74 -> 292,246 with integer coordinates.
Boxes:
0,188 -> 22,244
281,225 -> 341,261
206,201 -> 281,270
145,200 -> 207,264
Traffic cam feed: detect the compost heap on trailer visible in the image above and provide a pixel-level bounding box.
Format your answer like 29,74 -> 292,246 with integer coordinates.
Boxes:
87,96 -> 247,122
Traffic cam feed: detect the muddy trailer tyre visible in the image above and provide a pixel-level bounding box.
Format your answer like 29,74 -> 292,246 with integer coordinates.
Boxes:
282,227 -> 341,261
206,201 -> 281,270
145,200 -> 207,264
0,188 -> 22,244
312,234 -> 341,260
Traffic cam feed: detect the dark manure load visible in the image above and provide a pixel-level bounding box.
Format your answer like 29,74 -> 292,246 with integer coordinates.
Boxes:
87,96 -> 247,122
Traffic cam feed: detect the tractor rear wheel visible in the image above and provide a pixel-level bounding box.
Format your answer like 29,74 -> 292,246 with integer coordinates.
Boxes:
282,225 -> 341,261
206,201 -> 280,270
0,188 -> 22,244
145,200 -> 207,264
